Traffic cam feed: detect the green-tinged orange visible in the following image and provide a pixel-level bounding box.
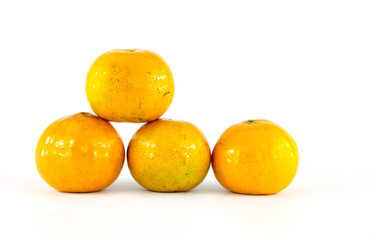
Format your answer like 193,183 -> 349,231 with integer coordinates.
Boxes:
127,119 -> 211,192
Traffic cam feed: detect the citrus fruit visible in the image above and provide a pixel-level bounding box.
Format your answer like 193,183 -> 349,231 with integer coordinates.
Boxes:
127,119 -> 211,192
86,49 -> 174,123
35,112 -> 125,192
212,119 -> 299,195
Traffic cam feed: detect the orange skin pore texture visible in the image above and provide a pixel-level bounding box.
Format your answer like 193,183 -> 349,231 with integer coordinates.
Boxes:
86,49 -> 174,123
35,112 -> 125,192
127,119 -> 211,192
212,120 -> 299,195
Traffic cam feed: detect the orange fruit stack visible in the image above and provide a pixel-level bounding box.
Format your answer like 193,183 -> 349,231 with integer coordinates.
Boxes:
35,49 -> 299,194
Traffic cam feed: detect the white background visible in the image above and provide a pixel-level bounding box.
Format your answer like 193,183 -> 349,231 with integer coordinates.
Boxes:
1,0 -> 375,239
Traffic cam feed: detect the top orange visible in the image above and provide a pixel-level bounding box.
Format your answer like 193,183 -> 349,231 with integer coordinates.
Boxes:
86,49 -> 174,122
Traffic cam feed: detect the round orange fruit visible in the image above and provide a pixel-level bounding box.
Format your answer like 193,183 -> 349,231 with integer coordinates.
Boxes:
212,119 -> 299,195
35,112 -> 125,192
86,49 -> 174,123
127,119 -> 211,192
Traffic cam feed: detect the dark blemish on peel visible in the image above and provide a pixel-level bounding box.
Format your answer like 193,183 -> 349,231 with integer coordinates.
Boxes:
163,92 -> 170,97
146,72 -> 152,75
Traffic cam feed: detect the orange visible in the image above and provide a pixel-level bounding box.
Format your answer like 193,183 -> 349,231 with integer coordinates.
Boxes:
86,49 -> 174,123
35,112 -> 125,192
212,119 -> 299,195
127,119 -> 211,192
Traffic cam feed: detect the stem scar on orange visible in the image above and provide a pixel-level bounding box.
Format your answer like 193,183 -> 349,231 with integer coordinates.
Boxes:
86,49 -> 174,123
35,112 -> 125,192
212,119 -> 299,195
